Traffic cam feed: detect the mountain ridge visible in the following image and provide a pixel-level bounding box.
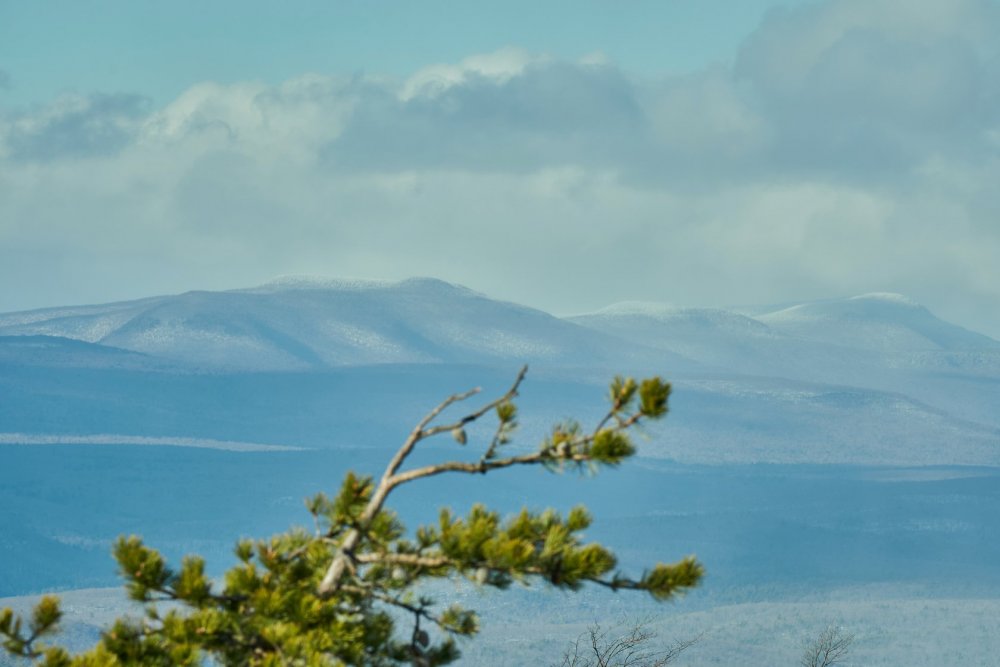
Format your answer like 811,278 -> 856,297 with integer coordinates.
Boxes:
1,280 -> 997,374
0,279 -> 998,466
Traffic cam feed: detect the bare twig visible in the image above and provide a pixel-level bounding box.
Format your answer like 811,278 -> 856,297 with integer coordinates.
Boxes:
392,411 -> 643,487
801,626 -> 854,667
556,618 -> 700,667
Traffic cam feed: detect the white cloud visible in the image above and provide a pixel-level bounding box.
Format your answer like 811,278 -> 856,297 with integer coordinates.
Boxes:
399,47 -> 539,101
139,75 -> 360,160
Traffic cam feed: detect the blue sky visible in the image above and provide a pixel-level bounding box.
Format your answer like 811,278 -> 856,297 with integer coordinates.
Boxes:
2,0 -> 1000,338
0,1 -> 805,106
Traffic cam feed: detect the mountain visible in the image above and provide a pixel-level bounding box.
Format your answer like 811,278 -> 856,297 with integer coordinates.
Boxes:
0,277 -> 684,372
1,280 -> 998,463
568,302 -> 862,381
571,293 -> 1000,370
8,283 -> 994,377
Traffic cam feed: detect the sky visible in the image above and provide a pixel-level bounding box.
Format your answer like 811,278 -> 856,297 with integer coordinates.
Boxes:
2,0 -> 1000,338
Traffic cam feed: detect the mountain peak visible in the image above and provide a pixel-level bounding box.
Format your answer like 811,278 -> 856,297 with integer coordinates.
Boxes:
762,293 -> 927,322
849,292 -> 921,307
248,275 -> 393,292
589,301 -> 678,318
246,275 -> 480,297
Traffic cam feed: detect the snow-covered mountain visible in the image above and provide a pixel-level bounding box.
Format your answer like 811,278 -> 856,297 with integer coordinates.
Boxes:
569,302 -> 857,380
7,282 -> 994,376
570,293 -> 1000,428
0,277 -> 680,371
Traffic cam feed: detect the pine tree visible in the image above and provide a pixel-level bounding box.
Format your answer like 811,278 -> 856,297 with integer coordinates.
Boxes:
1,367 -> 703,666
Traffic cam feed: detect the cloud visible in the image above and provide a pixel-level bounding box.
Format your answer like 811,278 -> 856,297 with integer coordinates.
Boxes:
398,47 -> 538,101
1,2 -> 999,339
2,93 -> 149,161
735,0 -> 1000,177
139,75 -> 360,157
324,54 -> 647,173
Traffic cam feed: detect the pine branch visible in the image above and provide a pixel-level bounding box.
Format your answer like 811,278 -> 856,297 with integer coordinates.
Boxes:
320,366 -> 528,595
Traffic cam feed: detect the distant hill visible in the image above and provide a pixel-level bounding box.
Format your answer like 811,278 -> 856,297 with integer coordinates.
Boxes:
754,292 -> 1000,352
571,292 -> 1000,374
0,335 -> 180,372
570,293 -> 1000,430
